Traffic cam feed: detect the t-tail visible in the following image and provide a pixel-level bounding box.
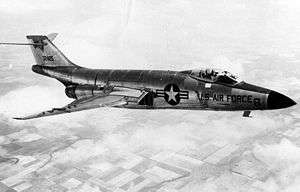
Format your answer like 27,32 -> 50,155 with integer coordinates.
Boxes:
25,34 -> 81,87
26,33 -> 78,68
0,33 -> 83,86
0,33 -> 81,86
0,33 -> 78,69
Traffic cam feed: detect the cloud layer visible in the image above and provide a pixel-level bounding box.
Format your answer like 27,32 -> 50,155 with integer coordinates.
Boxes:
253,138 -> 300,191
0,1 -> 299,192
0,0 -> 72,14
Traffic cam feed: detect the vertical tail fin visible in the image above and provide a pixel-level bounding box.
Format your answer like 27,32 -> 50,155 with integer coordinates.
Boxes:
26,34 -> 78,67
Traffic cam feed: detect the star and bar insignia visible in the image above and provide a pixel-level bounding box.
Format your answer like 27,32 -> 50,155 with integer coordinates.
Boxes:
156,84 -> 189,105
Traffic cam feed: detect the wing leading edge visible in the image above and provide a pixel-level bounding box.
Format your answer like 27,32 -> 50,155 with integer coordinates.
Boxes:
14,95 -> 128,120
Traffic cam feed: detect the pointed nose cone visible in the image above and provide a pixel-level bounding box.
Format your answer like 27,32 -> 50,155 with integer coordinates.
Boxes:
267,91 -> 296,109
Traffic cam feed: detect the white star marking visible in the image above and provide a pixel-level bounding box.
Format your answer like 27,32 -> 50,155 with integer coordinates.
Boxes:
165,85 -> 179,102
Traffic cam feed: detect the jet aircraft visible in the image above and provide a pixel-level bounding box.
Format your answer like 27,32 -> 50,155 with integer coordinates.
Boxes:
0,34 -> 296,119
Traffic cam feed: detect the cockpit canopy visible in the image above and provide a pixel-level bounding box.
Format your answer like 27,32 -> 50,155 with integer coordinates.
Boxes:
180,68 -> 239,85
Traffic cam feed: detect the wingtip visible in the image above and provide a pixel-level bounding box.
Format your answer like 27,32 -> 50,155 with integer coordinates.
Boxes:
13,116 -> 34,120
13,117 -> 25,120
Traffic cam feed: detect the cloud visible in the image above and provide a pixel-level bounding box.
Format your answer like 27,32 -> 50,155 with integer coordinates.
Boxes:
0,0 -> 72,14
52,139 -> 108,164
210,56 -> 244,78
253,138 -> 300,191
0,81 -> 286,158
47,0 -> 262,72
0,82 -> 287,154
262,77 -> 300,99
180,138 -> 300,192
98,110 -> 284,154
6,129 -> 43,143
0,1 -> 299,191
0,85 -> 70,119
0,83 -> 132,139
58,38 -> 148,69
282,178 -> 300,192
76,183 -> 102,192
0,136 -> 7,145
253,138 -> 300,170
102,120 -> 197,152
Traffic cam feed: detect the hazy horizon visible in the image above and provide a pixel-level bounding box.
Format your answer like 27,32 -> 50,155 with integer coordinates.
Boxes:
0,1 -> 300,192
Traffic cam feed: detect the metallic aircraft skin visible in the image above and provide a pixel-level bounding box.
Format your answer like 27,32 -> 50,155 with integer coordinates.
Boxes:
32,64 -> 294,111
1,34 -> 296,119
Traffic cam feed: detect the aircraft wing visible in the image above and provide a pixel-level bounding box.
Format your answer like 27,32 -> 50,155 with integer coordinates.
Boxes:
13,95 -> 128,120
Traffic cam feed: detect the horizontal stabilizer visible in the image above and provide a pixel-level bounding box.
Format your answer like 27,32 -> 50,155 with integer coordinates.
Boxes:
0,33 -> 58,46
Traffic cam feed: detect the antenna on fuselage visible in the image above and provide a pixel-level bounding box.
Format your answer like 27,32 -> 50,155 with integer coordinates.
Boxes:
0,33 -> 57,46
0,42 -> 44,46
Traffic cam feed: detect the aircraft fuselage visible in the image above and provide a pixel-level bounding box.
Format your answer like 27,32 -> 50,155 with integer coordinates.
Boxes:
32,65 -> 296,111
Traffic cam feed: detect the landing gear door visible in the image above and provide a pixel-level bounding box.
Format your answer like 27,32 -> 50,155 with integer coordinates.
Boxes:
138,91 -> 155,106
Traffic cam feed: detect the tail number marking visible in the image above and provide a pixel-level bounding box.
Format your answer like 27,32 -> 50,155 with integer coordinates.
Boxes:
42,55 -> 54,61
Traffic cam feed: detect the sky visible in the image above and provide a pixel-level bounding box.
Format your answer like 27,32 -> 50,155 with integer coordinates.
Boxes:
0,0 -> 300,192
